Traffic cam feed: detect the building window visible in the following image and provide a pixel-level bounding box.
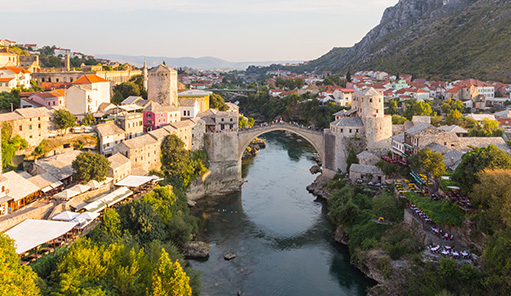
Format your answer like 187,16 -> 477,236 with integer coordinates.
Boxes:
19,125 -> 22,131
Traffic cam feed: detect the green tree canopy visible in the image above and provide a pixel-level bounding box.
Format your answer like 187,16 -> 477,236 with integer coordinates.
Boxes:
0,234 -> 41,296
373,193 -> 403,221
150,250 -> 192,296
468,118 -> 504,137
453,145 -> 511,191
54,109 -> 77,130
441,98 -> 465,114
386,99 -> 399,115
239,116 -> 255,128
1,123 -> 28,171
209,94 -> 229,111
404,101 -> 433,120
161,135 -> 191,186
392,114 -> 408,124
111,90 -> 124,105
408,147 -> 446,178
72,151 -> 110,182
113,81 -> 141,98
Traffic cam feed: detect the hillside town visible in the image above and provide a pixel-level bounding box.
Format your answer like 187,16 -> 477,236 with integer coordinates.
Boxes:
2,37 -> 511,295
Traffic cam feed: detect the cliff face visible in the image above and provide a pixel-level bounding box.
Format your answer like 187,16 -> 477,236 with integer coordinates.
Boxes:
308,0 -> 511,80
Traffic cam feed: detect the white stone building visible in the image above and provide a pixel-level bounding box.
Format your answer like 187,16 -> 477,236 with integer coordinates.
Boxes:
66,74 -> 111,117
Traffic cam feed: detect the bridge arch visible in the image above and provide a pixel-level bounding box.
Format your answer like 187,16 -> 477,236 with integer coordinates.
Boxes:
237,124 -> 324,163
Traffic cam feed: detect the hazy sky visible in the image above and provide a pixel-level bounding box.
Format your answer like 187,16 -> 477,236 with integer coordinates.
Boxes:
3,0 -> 398,62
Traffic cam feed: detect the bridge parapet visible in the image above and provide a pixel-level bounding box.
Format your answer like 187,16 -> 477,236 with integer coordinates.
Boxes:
238,122 -> 324,136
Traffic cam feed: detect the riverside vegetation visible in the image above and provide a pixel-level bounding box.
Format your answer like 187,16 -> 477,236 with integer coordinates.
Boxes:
0,135 -> 208,296
322,144 -> 511,295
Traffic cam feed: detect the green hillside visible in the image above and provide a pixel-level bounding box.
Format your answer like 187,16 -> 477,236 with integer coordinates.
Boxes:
296,0 -> 511,81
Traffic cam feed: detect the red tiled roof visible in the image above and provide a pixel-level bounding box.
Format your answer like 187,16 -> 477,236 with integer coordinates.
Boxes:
0,77 -> 14,82
0,66 -> 31,74
72,74 -> 109,84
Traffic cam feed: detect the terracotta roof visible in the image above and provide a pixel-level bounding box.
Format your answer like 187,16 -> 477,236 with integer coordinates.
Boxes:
0,77 -> 14,82
0,66 -> 31,74
72,74 -> 109,84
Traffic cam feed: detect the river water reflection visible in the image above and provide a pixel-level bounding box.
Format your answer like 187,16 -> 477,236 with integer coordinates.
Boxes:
190,131 -> 374,296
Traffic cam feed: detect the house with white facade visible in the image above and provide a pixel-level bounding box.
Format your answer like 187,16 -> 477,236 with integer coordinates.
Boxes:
66,74 -> 111,118
0,66 -> 31,91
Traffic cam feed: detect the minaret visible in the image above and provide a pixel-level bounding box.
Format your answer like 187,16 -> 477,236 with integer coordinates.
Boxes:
142,57 -> 148,92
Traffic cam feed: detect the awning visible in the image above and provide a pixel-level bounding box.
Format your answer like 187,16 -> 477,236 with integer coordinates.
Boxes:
4,219 -> 77,254
41,186 -> 53,193
54,188 -> 80,199
115,175 -> 161,188
84,187 -> 133,213
404,143 -> 414,149
52,211 -> 80,221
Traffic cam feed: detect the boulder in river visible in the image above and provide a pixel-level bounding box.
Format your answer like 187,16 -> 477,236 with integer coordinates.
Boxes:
224,252 -> 236,260
182,241 -> 210,258
309,165 -> 322,174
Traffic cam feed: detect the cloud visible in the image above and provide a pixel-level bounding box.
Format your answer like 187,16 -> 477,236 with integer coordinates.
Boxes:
8,0 -> 397,14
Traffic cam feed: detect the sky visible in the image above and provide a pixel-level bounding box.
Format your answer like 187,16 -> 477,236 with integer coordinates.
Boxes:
2,0 -> 398,62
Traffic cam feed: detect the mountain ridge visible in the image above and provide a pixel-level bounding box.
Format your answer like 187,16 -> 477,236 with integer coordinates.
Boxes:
95,54 -> 302,70
299,0 -> 511,81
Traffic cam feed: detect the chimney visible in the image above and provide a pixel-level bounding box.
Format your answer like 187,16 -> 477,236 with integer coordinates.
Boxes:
65,54 -> 70,72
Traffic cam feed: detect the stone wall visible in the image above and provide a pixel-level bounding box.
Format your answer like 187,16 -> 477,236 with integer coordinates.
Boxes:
365,115 -> 392,151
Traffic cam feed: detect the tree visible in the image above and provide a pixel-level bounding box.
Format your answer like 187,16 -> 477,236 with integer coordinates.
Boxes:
453,145 -> 511,191
113,81 -> 140,98
0,234 -> 41,296
346,70 -> 352,82
2,124 -> 28,171
441,98 -> 464,114
408,147 -> 446,178
209,94 -> 229,111
150,250 -> 192,296
392,114 -> 408,124
404,101 -> 432,119
387,99 -> 399,115
239,116 -> 255,128
346,148 -> 359,171
161,135 -> 190,186
89,208 -> 122,243
373,193 -> 403,221
54,109 -> 77,130
112,90 -> 124,105
72,151 -> 110,182
468,118 -> 503,137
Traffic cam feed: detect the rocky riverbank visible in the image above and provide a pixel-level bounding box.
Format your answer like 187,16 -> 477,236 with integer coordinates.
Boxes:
242,138 -> 266,159
308,174 -> 411,295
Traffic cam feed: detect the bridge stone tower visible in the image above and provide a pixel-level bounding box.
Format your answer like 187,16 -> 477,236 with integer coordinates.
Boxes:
323,87 -> 392,174
148,64 -> 178,107
352,87 -> 392,151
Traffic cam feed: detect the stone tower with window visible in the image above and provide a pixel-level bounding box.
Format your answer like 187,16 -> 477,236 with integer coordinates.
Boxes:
352,87 -> 392,150
147,64 -> 178,107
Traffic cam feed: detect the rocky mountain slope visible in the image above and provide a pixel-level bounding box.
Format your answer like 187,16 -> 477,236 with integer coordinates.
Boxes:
305,0 -> 511,80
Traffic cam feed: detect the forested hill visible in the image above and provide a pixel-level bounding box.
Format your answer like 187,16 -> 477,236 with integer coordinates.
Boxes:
291,0 -> 511,81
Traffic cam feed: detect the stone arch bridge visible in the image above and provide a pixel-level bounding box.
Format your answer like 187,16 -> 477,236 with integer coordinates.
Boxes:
237,123 -> 325,162
205,123 -> 331,184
